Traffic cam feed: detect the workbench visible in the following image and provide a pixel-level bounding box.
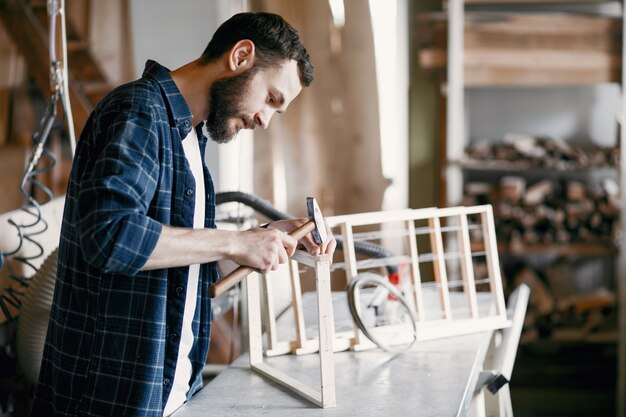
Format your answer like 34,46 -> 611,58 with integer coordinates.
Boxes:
172,329 -> 492,417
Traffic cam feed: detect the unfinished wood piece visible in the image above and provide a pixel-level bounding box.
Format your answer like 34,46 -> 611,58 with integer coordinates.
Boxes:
288,259 -> 309,352
250,205 -> 510,397
457,213 -> 479,318
406,219 -> 425,322
429,216 -> 452,320
262,272 -> 291,357
418,11 -> 622,85
314,255 -> 336,407
480,206 -> 507,317
246,252 -> 335,409
246,273 -> 263,366
340,221 -> 366,349
332,205 -> 508,347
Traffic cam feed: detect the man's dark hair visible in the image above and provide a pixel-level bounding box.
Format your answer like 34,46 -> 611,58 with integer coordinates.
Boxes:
201,12 -> 314,86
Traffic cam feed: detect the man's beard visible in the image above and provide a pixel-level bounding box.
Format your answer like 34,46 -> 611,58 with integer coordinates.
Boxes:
206,68 -> 255,144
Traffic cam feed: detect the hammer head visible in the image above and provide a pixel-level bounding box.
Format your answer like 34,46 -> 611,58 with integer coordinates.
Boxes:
306,197 -> 328,245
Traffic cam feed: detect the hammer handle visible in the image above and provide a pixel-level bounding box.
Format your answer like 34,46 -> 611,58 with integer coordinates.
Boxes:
209,221 -> 316,298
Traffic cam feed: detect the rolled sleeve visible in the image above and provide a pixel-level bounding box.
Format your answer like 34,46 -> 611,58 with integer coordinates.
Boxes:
78,106 -> 163,275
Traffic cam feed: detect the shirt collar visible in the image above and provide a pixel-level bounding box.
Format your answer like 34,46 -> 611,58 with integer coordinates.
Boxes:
142,60 -> 193,137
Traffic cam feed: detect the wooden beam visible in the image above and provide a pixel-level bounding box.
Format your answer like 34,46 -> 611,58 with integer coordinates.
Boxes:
0,0 -> 111,137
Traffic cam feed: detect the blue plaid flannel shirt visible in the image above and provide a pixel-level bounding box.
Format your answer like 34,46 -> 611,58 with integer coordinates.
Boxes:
32,60 -> 219,416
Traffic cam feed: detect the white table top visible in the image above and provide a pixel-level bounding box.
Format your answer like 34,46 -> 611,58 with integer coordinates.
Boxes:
173,329 -> 491,417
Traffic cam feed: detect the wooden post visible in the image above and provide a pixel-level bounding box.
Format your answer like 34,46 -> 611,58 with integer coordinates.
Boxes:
480,206 -> 507,317
246,273 -> 263,366
315,257 -> 336,408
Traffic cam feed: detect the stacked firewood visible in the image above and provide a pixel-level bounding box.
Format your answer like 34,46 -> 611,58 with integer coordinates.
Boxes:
462,134 -> 620,247
510,263 -> 616,343
465,176 -> 620,247
463,134 -> 619,170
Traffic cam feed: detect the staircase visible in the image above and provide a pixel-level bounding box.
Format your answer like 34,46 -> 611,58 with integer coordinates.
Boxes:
0,0 -> 114,137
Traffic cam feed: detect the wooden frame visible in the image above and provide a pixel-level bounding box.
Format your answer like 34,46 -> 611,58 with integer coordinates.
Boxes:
243,204 -> 510,408
246,252 -> 336,408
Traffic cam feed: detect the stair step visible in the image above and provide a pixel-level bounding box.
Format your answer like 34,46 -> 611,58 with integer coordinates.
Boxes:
80,81 -> 112,105
68,49 -> 107,83
67,39 -> 89,51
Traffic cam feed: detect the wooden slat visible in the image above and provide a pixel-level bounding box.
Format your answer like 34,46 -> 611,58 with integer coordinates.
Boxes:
261,272 -> 279,352
340,222 -> 364,348
457,214 -> 479,318
245,274 -> 263,365
251,363 -> 322,407
428,216 -> 453,319
406,219 -> 425,321
480,207 -> 507,317
315,258 -> 336,408
289,259 -> 309,351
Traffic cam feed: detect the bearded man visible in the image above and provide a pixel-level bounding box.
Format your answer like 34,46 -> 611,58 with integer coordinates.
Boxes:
32,12 -> 335,417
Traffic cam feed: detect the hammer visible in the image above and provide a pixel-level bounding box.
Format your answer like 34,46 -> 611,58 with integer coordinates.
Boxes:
208,197 -> 327,298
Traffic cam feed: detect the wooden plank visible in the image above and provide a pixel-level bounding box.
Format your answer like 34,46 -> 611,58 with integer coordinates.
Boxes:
419,48 -> 621,85
315,258 -> 336,408
480,206 -> 507,317
465,0 -> 611,3
326,208 -> 418,228
251,362 -> 322,407
340,222 -> 364,347
261,272 -> 279,352
406,219 -> 425,321
464,67 -> 620,86
340,223 -> 358,279
465,49 -> 620,70
417,11 -> 622,86
457,214 -> 479,318
428,216 -> 452,319
419,12 -> 621,40
420,48 -> 620,70
289,259 -> 309,351
245,273 -> 263,365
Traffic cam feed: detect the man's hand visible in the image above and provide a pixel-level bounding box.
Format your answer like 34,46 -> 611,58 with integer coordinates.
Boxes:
228,228 -> 297,274
266,218 -> 337,259
142,219 -> 336,273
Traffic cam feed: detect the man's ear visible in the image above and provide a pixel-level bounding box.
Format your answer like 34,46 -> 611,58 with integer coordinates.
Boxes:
228,39 -> 255,73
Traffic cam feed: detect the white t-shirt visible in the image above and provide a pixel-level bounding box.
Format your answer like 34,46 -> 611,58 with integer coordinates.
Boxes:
163,127 -> 205,416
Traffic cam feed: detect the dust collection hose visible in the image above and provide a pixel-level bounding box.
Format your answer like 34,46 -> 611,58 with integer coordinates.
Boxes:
216,191 -> 397,274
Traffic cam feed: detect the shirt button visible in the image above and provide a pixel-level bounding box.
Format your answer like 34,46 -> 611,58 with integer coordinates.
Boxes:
184,120 -> 190,127
163,378 -> 170,386
175,286 -> 184,295
186,189 -> 193,196
169,333 -> 178,341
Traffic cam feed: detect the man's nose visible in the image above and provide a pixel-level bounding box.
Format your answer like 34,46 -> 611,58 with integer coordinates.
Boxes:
255,110 -> 274,129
